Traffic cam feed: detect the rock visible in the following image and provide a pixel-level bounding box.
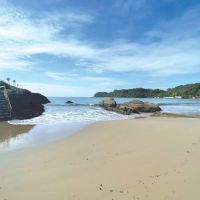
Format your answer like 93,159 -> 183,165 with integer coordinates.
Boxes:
119,101 -> 161,114
8,90 -> 50,120
0,81 -> 50,120
100,97 -> 117,108
99,98 -> 161,115
66,100 -> 74,104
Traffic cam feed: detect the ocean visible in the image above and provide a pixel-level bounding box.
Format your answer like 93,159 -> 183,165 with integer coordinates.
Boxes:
10,97 -> 200,125
1,97 -> 199,151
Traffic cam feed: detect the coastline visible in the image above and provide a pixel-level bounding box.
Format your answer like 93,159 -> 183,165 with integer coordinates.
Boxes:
0,122 -> 34,143
1,117 -> 200,200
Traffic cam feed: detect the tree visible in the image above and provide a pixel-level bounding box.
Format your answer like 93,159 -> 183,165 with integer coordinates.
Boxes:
13,80 -> 16,86
6,77 -> 11,85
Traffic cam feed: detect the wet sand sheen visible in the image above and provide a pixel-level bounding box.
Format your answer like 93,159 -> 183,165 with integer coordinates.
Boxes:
0,117 -> 200,200
0,122 -> 34,143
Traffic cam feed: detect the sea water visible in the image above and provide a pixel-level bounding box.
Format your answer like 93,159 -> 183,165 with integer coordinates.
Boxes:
1,97 -> 199,151
10,97 -> 200,125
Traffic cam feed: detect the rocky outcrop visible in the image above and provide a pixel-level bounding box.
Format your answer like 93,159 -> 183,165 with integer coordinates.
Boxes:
100,98 -> 161,115
119,101 -> 161,114
66,101 -> 74,104
0,81 -> 50,120
100,97 -> 117,108
9,91 -> 50,119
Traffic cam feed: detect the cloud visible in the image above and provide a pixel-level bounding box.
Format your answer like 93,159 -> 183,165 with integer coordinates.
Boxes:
45,71 -> 128,88
21,80 -> 128,96
0,3 -> 95,70
45,71 -> 79,80
21,82 -> 95,97
82,37 -> 200,76
77,6 -> 200,76
0,2 -> 200,79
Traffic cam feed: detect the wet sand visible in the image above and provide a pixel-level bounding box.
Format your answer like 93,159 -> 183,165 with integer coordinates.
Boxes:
0,117 -> 200,200
0,122 -> 34,143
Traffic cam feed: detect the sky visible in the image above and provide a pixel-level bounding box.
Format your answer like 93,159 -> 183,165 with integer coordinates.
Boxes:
0,0 -> 200,96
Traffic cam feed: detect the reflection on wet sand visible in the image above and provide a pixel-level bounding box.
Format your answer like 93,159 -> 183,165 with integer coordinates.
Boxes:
0,122 -> 89,151
0,122 -> 34,144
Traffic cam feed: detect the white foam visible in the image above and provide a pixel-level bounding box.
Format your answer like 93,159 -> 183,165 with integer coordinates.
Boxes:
9,106 -> 144,125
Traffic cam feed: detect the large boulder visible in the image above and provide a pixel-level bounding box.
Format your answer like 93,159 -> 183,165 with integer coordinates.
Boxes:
100,97 -> 117,108
99,98 -> 161,115
119,101 -> 161,114
8,90 -> 50,119
66,101 -> 74,104
0,81 -> 50,120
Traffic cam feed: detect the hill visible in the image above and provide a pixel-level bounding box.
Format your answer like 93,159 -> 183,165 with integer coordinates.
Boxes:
94,83 -> 200,99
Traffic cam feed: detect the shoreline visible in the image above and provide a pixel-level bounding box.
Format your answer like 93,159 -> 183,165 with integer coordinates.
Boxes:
1,112 -> 200,151
0,122 -> 34,143
0,117 -> 200,199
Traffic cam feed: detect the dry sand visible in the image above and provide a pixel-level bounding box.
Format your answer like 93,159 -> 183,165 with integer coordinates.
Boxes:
0,117 -> 200,200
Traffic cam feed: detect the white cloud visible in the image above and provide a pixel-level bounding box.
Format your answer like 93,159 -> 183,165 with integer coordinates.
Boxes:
76,7 -> 200,76
0,4 -> 95,70
21,82 -> 95,97
0,2 -> 199,79
84,37 -> 200,76
45,71 -> 79,80
45,71 -> 127,88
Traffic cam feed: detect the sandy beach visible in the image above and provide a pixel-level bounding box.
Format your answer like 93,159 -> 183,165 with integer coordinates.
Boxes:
0,122 -> 34,143
0,117 -> 200,200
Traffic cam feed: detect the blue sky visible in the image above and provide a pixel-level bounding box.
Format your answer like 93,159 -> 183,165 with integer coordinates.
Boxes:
0,0 -> 200,96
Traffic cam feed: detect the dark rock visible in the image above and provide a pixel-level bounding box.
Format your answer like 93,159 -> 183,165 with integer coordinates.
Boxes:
100,97 -> 117,108
119,101 -> 161,114
99,98 -> 161,115
8,89 -> 50,120
66,100 -> 74,104
0,80 -> 50,120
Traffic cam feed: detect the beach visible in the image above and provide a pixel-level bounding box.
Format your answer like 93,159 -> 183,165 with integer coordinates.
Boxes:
0,122 -> 34,144
0,117 -> 200,200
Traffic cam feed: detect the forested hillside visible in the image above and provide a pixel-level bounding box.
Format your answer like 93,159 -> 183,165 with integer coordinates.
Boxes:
94,83 -> 200,98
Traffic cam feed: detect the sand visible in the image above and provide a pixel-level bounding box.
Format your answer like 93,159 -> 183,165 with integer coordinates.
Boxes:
0,122 -> 34,143
0,117 -> 200,200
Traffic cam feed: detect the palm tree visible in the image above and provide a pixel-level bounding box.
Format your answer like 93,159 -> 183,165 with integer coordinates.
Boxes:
6,77 -> 11,85
13,80 -> 16,87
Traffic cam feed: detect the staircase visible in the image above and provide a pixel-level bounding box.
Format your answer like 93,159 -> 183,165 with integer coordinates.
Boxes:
0,87 -> 12,121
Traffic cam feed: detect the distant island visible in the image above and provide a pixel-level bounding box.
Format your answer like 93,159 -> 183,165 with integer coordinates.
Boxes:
94,83 -> 200,99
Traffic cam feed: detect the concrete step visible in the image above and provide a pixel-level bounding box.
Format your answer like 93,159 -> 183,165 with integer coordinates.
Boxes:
0,109 -> 10,113
0,90 -> 11,121
0,118 -> 11,120
0,106 -> 9,109
0,104 -> 9,107
0,112 -> 10,115
0,113 -> 11,116
0,114 -> 11,117
0,111 -> 10,114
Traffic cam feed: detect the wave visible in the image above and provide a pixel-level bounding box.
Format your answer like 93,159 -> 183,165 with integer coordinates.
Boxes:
8,97 -> 200,125
159,103 -> 200,106
9,106 -> 150,125
47,103 -> 98,107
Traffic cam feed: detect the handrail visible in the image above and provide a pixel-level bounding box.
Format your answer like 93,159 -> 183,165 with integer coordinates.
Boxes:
2,87 -> 12,114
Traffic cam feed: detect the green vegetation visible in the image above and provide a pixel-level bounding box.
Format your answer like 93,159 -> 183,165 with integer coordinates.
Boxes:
94,83 -> 200,99
166,83 -> 200,98
0,81 -> 11,89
